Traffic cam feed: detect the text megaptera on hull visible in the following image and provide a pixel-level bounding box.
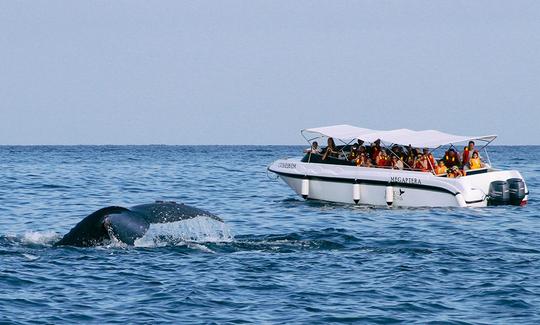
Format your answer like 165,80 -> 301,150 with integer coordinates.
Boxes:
54,201 -> 222,247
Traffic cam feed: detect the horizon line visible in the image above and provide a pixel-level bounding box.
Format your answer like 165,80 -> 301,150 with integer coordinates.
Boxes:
0,143 -> 539,146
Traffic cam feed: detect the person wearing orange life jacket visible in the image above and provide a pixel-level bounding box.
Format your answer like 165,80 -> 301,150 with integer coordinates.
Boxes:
414,154 -> 430,172
443,148 -> 461,169
434,160 -> 448,175
385,151 -> 393,167
370,139 -> 382,161
375,150 -> 388,167
422,148 -> 436,171
355,153 -> 372,167
462,141 -> 475,166
468,151 -> 484,170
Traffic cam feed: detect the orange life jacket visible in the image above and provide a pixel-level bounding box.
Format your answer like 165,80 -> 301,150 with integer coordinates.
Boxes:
427,154 -> 436,168
415,160 -> 429,172
435,165 -> 447,175
371,148 -> 380,160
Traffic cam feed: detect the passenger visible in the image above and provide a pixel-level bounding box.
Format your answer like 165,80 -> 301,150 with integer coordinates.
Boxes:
304,141 -> 321,154
407,148 -> 419,169
385,151 -> 393,167
357,145 -> 367,155
462,141 -> 475,166
391,155 -> 404,170
347,145 -> 358,161
390,145 -> 402,159
355,140 -> 366,159
406,144 -> 414,156
355,153 -> 371,167
443,148 -> 461,168
414,154 -> 430,172
370,139 -> 382,161
375,150 -> 388,167
434,160 -> 448,175
448,166 -> 464,178
423,148 -> 436,171
468,151 -> 484,170
322,137 -> 339,160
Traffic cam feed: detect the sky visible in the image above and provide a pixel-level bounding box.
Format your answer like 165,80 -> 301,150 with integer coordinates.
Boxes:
1,1 -> 539,145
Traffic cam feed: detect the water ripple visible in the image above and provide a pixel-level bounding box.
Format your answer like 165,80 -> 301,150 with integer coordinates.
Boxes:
0,145 -> 539,324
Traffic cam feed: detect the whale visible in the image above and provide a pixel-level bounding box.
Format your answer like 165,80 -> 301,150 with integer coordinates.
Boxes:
54,201 -> 222,247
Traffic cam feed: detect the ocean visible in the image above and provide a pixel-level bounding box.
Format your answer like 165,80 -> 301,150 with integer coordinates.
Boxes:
0,145 -> 539,324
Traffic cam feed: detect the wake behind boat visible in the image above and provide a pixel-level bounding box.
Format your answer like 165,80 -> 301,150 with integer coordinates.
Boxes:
268,125 -> 528,208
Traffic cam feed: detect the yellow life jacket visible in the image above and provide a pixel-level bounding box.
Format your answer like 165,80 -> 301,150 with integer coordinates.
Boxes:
469,157 -> 482,169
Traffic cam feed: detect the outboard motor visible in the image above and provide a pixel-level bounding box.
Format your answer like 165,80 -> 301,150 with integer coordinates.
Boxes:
488,180 -> 510,206
507,178 -> 526,205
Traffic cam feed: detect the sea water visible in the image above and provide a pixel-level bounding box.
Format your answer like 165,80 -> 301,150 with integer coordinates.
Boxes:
0,145 -> 539,324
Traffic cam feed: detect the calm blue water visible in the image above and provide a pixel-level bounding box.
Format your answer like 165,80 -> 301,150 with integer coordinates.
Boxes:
0,145 -> 539,324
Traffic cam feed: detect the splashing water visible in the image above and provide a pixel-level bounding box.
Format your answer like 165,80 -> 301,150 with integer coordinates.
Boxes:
134,215 -> 234,247
21,231 -> 59,246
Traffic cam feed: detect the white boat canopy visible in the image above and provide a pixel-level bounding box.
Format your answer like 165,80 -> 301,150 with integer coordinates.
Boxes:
302,124 -> 497,148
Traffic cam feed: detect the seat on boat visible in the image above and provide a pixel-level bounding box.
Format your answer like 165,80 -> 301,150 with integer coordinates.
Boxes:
463,167 -> 488,176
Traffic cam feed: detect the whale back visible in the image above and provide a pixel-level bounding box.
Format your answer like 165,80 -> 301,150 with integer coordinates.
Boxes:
129,202 -> 222,223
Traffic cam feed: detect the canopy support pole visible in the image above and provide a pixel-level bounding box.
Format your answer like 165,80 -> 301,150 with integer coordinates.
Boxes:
384,142 -> 412,170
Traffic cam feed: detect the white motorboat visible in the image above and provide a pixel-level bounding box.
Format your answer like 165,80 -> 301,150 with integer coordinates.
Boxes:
268,125 -> 528,208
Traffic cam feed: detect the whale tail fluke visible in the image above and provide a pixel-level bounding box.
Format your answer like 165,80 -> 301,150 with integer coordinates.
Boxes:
54,202 -> 223,247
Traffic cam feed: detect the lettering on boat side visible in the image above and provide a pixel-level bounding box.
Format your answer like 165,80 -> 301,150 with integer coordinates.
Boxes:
278,162 -> 297,169
390,177 -> 422,185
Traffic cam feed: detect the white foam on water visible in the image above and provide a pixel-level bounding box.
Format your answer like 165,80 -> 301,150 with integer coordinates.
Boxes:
21,231 -> 60,246
134,216 -> 234,248
186,242 -> 216,253
22,253 -> 39,261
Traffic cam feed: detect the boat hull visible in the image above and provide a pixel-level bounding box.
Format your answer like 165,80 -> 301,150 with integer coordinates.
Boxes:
269,158 -> 528,208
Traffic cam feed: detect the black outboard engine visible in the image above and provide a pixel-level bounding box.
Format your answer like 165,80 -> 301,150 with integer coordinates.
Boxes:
488,180 -> 510,206
507,178 -> 526,205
